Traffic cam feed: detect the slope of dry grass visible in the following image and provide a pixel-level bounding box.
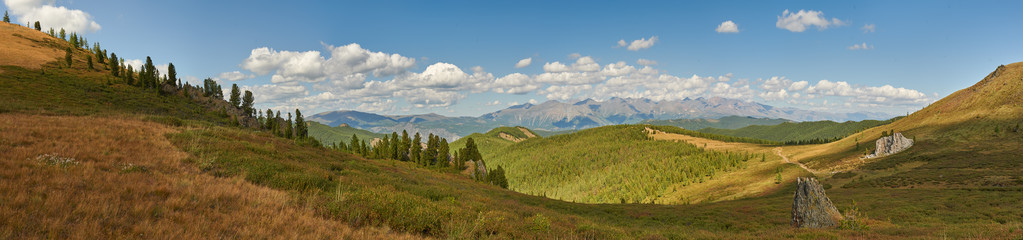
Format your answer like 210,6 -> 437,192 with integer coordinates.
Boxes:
0,113 -> 417,239
0,22 -> 62,72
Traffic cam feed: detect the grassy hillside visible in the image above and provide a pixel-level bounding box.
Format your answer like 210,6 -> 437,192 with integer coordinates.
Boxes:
307,121 -> 386,147
641,115 -> 791,130
449,126 -> 540,161
481,125 -> 763,204
699,118 -> 896,143
779,63 -> 1023,190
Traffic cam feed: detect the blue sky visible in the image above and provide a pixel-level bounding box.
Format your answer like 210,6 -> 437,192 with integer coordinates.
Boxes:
5,0 -> 1022,117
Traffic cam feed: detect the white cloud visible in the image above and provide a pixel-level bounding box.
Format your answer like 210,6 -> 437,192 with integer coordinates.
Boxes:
759,89 -> 789,101
715,20 -> 739,33
5,0 -> 101,33
484,100 -> 501,106
123,59 -> 143,70
636,59 -> 658,66
492,73 -> 539,94
617,36 -> 658,51
862,24 -> 876,33
240,43 -> 416,85
806,80 -> 856,96
788,81 -> 809,91
514,57 -> 532,68
396,62 -> 491,89
323,43 -> 416,77
540,85 -> 592,101
776,9 -> 845,32
216,71 -> 255,81
395,88 -> 463,108
568,53 -> 582,59
848,42 -> 873,50
542,56 -> 599,73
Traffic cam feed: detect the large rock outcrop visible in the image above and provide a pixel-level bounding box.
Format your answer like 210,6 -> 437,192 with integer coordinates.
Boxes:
792,177 -> 843,228
864,132 -> 913,159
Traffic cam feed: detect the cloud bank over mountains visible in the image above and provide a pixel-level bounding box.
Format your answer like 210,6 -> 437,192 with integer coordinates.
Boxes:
225,41 -> 931,115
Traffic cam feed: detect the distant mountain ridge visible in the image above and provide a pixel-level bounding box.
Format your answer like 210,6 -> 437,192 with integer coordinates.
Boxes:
309,97 -> 892,140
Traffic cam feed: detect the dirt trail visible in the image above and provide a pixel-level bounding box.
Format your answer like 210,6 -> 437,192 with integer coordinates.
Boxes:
775,147 -> 827,176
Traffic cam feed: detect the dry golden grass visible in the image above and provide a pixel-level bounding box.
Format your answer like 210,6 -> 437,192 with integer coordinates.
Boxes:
0,22 -> 62,72
0,113 -> 420,239
644,128 -> 812,204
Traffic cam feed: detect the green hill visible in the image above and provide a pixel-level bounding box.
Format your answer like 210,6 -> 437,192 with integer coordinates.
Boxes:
641,115 -> 791,130
699,118 -> 896,143
307,121 -> 386,147
480,125 -> 758,204
449,126 -> 540,160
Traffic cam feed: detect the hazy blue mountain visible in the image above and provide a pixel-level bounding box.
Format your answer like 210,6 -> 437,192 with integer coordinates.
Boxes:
309,97 -> 892,139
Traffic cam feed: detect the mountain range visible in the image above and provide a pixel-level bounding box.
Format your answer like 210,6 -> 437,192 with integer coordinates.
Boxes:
308,97 -> 891,140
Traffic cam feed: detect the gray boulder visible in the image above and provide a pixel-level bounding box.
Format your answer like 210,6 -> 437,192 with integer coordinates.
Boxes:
864,132 -> 913,159
792,177 -> 843,228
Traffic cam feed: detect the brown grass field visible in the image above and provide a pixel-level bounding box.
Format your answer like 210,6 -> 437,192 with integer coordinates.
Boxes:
0,114 -> 418,239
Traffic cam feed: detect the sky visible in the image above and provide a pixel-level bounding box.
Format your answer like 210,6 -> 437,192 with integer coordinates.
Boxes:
4,0 -> 1023,117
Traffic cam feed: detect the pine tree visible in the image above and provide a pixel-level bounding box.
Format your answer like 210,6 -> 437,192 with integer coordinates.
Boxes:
241,91 -> 254,117
294,109 -> 306,138
34,21 -> 40,31
350,134 -> 360,155
108,53 -> 119,77
64,47 -> 72,68
143,56 -> 156,88
410,133 -> 422,164
125,66 -> 135,86
229,84 -> 241,108
265,109 -> 274,130
3,11 -> 9,23
59,28 -> 65,40
422,133 -> 437,166
285,113 -> 293,139
86,55 -> 93,70
400,130 -> 410,161
273,111 -> 281,136
69,32 -> 78,47
166,63 -> 176,86
438,138 -> 450,167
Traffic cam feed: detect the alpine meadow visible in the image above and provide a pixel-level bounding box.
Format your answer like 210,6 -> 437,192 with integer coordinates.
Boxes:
2,1 -> 1023,239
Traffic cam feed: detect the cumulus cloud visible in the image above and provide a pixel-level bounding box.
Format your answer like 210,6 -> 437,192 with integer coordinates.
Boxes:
617,36 -> 658,51
715,20 -> 739,33
636,59 -> 658,66
5,0 -> 101,33
776,9 -> 845,32
861,24 -> 876,33
492,73 -> 539,94
396,88 -> 464,108
847,42 -> 873,50
240,43 -> 416,85
216,71 -> 256,81
514,57 -> 532,68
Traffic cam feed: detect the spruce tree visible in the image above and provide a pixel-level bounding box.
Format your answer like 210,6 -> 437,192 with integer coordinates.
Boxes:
265,109 -> 274,130
285,113 -> 293,139
108,53 -> 119,77
242,91 -> 254,116
410,133 -> 422,164
143,56 -> 156,88
400,130 -> 410,161
350,134 -> 360,155
294,109 -> 306,138
229,84 -> 241,108
59,28 -> 65,40
390,132 -> 400,159
3,11 -> 9,23
273,111 -> 281,136
34,21 -> 40,31
166,63 -> 176,86
438,138 -> 450,167
86,55 -> 93,70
